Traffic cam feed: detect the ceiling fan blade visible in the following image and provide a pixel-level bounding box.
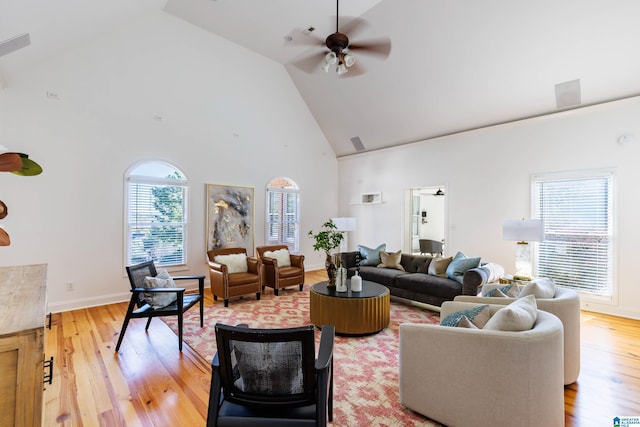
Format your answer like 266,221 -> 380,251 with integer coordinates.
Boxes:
348,37 -> 391,59
290,51 -> 326,74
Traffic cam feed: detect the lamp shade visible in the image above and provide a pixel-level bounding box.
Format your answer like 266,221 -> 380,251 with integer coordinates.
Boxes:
331,217 -> 356,231
502,219 -> 544,242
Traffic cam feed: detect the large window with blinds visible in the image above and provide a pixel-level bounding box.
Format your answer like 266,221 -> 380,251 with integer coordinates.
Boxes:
266,177 -> 299,252
126,161 -> 188,267
532,169 -> 614,297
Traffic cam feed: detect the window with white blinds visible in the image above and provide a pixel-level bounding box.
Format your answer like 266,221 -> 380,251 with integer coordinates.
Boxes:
266,177 -> 299,252
532,170 -> 614,296
126,162 -> 188,267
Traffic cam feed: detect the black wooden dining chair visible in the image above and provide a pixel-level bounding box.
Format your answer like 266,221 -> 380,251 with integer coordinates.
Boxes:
207,323 -> 335,427
115,260 -> 205,352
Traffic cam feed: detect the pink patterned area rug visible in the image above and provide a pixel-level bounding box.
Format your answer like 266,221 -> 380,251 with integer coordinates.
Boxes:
163,285 -> 443,426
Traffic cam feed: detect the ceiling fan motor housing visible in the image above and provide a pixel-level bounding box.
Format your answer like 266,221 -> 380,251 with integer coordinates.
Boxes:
325,32 -> 349,54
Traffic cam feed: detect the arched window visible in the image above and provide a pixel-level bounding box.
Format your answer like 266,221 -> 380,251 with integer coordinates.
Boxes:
125,161 -> 188,267
266,177 -> 300,252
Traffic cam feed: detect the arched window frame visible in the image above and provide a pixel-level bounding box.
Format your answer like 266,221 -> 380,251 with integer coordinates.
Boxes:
124,160 -> 189,269
265,177 -> 300,252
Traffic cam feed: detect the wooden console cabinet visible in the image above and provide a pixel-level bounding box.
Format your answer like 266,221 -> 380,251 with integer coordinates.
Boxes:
0,264 -> 47,427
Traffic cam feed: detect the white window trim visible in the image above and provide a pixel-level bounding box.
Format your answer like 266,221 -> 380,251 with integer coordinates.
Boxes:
531,168 -> 617,305
124,161 -> 189,274
265,179 -> 300,253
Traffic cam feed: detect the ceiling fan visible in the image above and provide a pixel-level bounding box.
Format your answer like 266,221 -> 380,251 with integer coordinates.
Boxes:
290,0 -> 391,77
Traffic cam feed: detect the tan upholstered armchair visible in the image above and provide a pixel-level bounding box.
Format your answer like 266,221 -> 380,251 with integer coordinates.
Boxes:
207,248 -> 262,307
256,245 -> 305,296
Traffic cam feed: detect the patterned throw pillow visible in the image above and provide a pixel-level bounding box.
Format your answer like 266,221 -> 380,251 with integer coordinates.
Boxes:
142,269 -> 177,309
440,304 -> 491,328
427,256 -> 453,277
263,248 -> 291,267
456,316 -> 479,329
377,250 -> 405,271
358,243 -> 386,266
483,284 -> 519,298
445,252 -> 481,283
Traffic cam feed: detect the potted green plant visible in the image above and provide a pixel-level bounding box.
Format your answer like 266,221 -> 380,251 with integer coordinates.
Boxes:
308,219 -> 344,287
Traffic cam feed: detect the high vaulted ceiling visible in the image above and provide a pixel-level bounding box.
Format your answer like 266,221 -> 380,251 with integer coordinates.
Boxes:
3,0 -> 640,157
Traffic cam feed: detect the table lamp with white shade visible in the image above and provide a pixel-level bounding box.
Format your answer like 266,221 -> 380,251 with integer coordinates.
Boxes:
331,217 -> 356,252
502,218 -> 545,279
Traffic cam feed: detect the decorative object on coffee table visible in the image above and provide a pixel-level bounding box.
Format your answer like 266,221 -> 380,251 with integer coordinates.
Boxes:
308,219 -> 344,287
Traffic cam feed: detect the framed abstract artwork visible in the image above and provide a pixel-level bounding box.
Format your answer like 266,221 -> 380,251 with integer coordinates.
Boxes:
206,184 -> 254,252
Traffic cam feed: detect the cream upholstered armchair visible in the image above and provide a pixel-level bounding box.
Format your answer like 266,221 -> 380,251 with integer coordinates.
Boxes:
256,245 -> 305,296
455,284 -> 580,384
399,300 -> 565,427
207,248 -> 262,307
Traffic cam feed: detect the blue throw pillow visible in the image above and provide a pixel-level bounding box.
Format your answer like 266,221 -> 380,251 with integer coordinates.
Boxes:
358,243 -> 386,266
446,252 -> 481,283
441,304 -> 490,327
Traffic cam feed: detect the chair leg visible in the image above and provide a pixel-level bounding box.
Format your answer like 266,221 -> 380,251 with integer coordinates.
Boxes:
115,317 -> 131,352
199,298 -> 204,328
145,317 -> 152,331
115,297 -> 138,352
299,283 -> 304,291
274,289 -> 279,296
224,299 -> 229,308
178,312 -> 183,352
213,295 -> 218,301
256,292 -> 260,301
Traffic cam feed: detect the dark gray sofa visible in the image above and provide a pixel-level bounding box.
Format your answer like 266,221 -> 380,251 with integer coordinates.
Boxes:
339,251 -> 493,307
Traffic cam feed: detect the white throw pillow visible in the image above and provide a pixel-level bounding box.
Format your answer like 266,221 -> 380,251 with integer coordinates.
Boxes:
518,277 -> 556,299
263,248 -> 291,267
483,294 -> 538,331
143,269 -> 177,309
214,253 -> 249,274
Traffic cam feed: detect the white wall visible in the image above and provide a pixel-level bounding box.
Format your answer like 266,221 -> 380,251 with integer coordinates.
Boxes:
0,11 -> 339,312
338,97 -> 640,320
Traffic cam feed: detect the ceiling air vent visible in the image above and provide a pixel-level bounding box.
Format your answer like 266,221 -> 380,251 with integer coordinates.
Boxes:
0,33 -> 31,58
555,79 -> 581,109
350,136 -> 365,152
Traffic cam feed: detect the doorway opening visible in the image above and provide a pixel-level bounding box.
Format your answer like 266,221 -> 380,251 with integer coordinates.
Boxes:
407,186 -> 446,255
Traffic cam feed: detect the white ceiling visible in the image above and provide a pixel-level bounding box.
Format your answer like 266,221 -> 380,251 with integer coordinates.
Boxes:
3,0 -> 640,157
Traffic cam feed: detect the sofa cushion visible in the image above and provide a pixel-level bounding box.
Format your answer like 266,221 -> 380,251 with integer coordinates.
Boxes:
440,304 -> 490,328
428,256 -> 453,277
446,252 -> 481,283
357,265 -> 407,288
518,277 -> 556,299
378,250 -> 404,271
400,254 -> 432,273
358,243 -> 386,266
395,273 -> 463,300
483,295 -> 538,331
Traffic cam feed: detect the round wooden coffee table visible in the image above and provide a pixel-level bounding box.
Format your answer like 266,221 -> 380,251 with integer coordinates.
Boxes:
309,280 -> 390,335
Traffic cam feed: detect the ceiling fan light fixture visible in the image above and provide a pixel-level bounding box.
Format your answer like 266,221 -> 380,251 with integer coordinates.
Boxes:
337,62 -> 348,75
324,51 -> 337,65
321,61 -> 331,73
343,53 -> 356,67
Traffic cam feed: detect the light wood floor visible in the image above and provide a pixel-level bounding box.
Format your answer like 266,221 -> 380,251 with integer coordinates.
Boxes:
44,270 -> 640,426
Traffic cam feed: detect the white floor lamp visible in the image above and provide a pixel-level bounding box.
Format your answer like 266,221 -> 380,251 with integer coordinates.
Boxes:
502,218 -> 545,279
